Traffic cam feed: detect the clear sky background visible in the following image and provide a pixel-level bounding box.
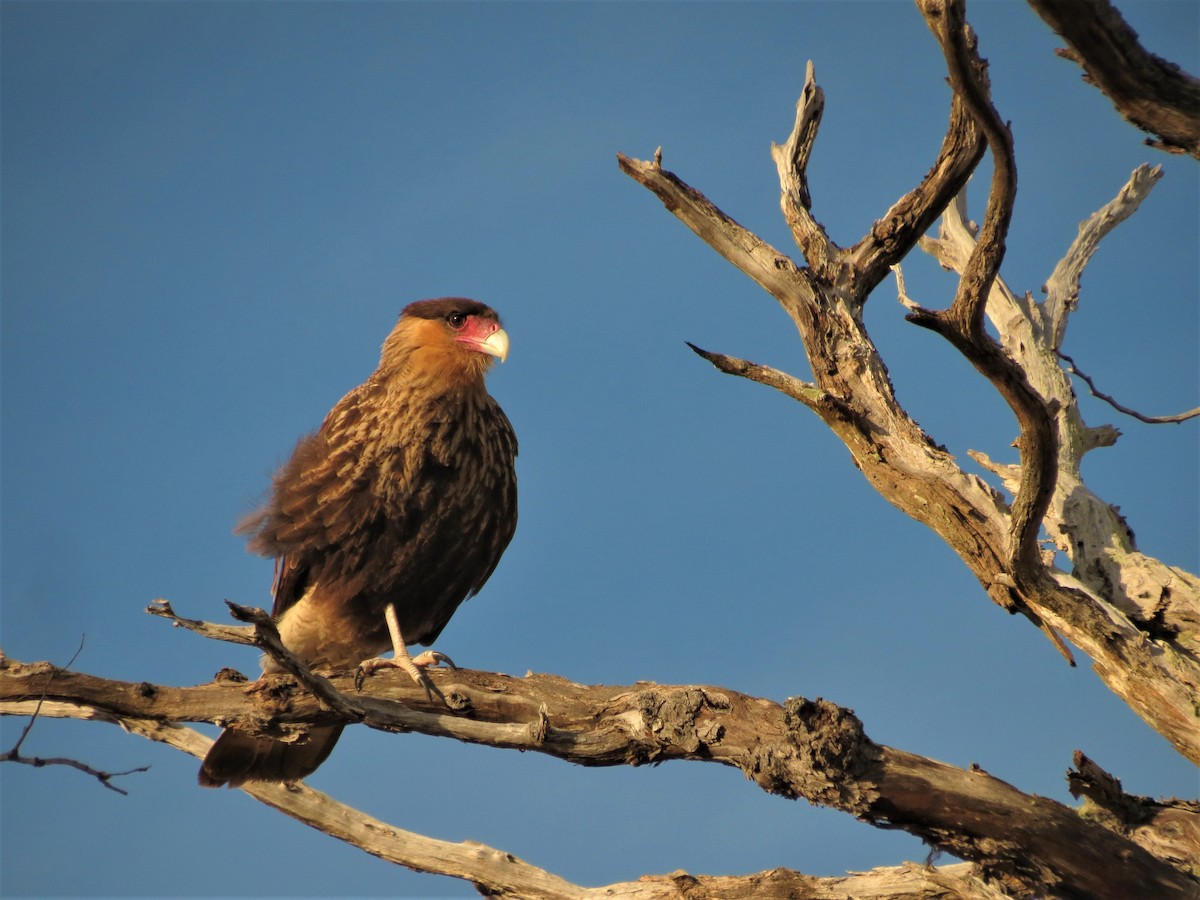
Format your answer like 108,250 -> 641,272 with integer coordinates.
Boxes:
2,2 -> 1196,897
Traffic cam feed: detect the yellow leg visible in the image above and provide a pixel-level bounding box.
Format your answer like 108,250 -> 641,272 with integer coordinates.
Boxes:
356,602 -> 456,697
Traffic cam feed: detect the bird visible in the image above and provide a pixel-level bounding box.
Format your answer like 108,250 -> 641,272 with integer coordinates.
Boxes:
198,298 -> 517,787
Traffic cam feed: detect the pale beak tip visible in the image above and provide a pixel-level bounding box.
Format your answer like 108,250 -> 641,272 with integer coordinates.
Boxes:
484,327 -> 510,364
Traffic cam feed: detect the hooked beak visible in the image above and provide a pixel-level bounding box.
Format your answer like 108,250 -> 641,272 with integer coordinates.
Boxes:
461,326 -> 509,363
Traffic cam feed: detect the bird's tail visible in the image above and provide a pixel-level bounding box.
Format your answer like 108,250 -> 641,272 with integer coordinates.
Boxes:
198,724 -> 344,788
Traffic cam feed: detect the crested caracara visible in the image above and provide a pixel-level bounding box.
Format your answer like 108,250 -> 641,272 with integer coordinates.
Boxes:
199,298 -> 517,787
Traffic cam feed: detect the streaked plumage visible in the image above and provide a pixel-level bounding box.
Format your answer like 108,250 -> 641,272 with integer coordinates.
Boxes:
199,298 -> 517,787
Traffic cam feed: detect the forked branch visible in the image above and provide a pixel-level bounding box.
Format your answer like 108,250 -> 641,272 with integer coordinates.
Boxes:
619,0 -> 1200,765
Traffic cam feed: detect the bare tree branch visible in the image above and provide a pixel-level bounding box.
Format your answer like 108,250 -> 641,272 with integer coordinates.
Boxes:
913,168 -> 1200,683
842,74 -> 985,299
0,742 -> 149,796
621,42 -> 1064,658
766,52 -> 987,302
1025,0 -> 1200,158
626,156 -> 1200,768
3,691 -> 1014,900
770,60 -> 841,280
100,714 -> 591,899
1068,751 -> 1200,882
1057,351 -> 1200,424
0,638 -> 150,794
614,151 -> 816,323
907,0 -> 1060,595
684,342 -> 832,411
3,647 -> 1196,898
618,0 -> 1200,767
147,597 -> 256,646
1042,163 -> 1163,347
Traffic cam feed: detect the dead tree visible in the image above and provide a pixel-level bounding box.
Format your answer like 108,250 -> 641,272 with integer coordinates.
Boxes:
3,1 -> 1197,897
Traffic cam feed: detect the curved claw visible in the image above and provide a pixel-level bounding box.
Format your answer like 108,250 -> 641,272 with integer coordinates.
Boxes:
411,649 -> 457,670
354,653 -> 449,703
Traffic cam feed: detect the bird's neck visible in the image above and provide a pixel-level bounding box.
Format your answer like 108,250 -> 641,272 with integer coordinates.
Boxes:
381,336 -> 495,394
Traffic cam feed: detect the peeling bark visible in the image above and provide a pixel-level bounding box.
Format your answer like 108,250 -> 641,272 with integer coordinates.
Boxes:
2,652 -> 1196,898
620,0 -> 1200,768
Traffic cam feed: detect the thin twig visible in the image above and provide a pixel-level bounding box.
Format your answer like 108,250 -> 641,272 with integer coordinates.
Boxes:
0,749 -> 149,795
686,342 -> 831,409
7,637 -> 85,757
1057,351 -> 1200,424
2,636 -> 150,794
146,597 -> 256,646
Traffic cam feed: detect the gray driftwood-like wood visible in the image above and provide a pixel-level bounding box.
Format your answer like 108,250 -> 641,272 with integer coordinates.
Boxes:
619,0 -> 1200,769
2,646 -> 1196,899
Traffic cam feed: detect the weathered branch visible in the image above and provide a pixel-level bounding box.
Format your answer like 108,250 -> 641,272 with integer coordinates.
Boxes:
3,691 -> 1016,900
1069,751 -> 1200,882
1026,0 -> 1200,158
89,712 -> 590,899
147,597 -> 256,646
842,72 -> 985,299
1057,351 -> 1200,425
1,704 -> 150,795
615,151 -> 817,325
913,169 -> 1200,725
1042,163 -> 1163,348
908,0 -> 1057,592
623,863 -> 1011,900
768,54 -> 987,302
618,0 -> 1200,768
770,60 -> 841,281
622,128 -> 1061,659
684,342 -> 833,411
3,650 -> 1196,898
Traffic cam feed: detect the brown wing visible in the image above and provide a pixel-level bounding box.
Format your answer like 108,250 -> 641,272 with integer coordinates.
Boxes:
235,381 -> 396,617
393,392 -> 518,645
236,380 -> 517,639
461,395 -> 518,597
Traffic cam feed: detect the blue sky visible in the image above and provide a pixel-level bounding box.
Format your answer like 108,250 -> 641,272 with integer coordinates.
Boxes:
2,2 -> 1197,897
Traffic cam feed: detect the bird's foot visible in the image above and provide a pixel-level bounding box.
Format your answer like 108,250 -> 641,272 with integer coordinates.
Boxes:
412,649 -> 457,670
354,649 -> 456,701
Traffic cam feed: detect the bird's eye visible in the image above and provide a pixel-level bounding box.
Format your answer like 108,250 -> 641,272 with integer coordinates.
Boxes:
447,312 -> 467,329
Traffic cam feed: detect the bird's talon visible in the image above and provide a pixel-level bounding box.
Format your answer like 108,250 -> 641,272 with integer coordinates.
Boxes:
354,655 -> 401,690
412,650 -> 457,670
353,654 -> 449,703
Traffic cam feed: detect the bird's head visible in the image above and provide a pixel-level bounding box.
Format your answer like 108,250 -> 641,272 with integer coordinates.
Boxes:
381,298 -> 509,387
